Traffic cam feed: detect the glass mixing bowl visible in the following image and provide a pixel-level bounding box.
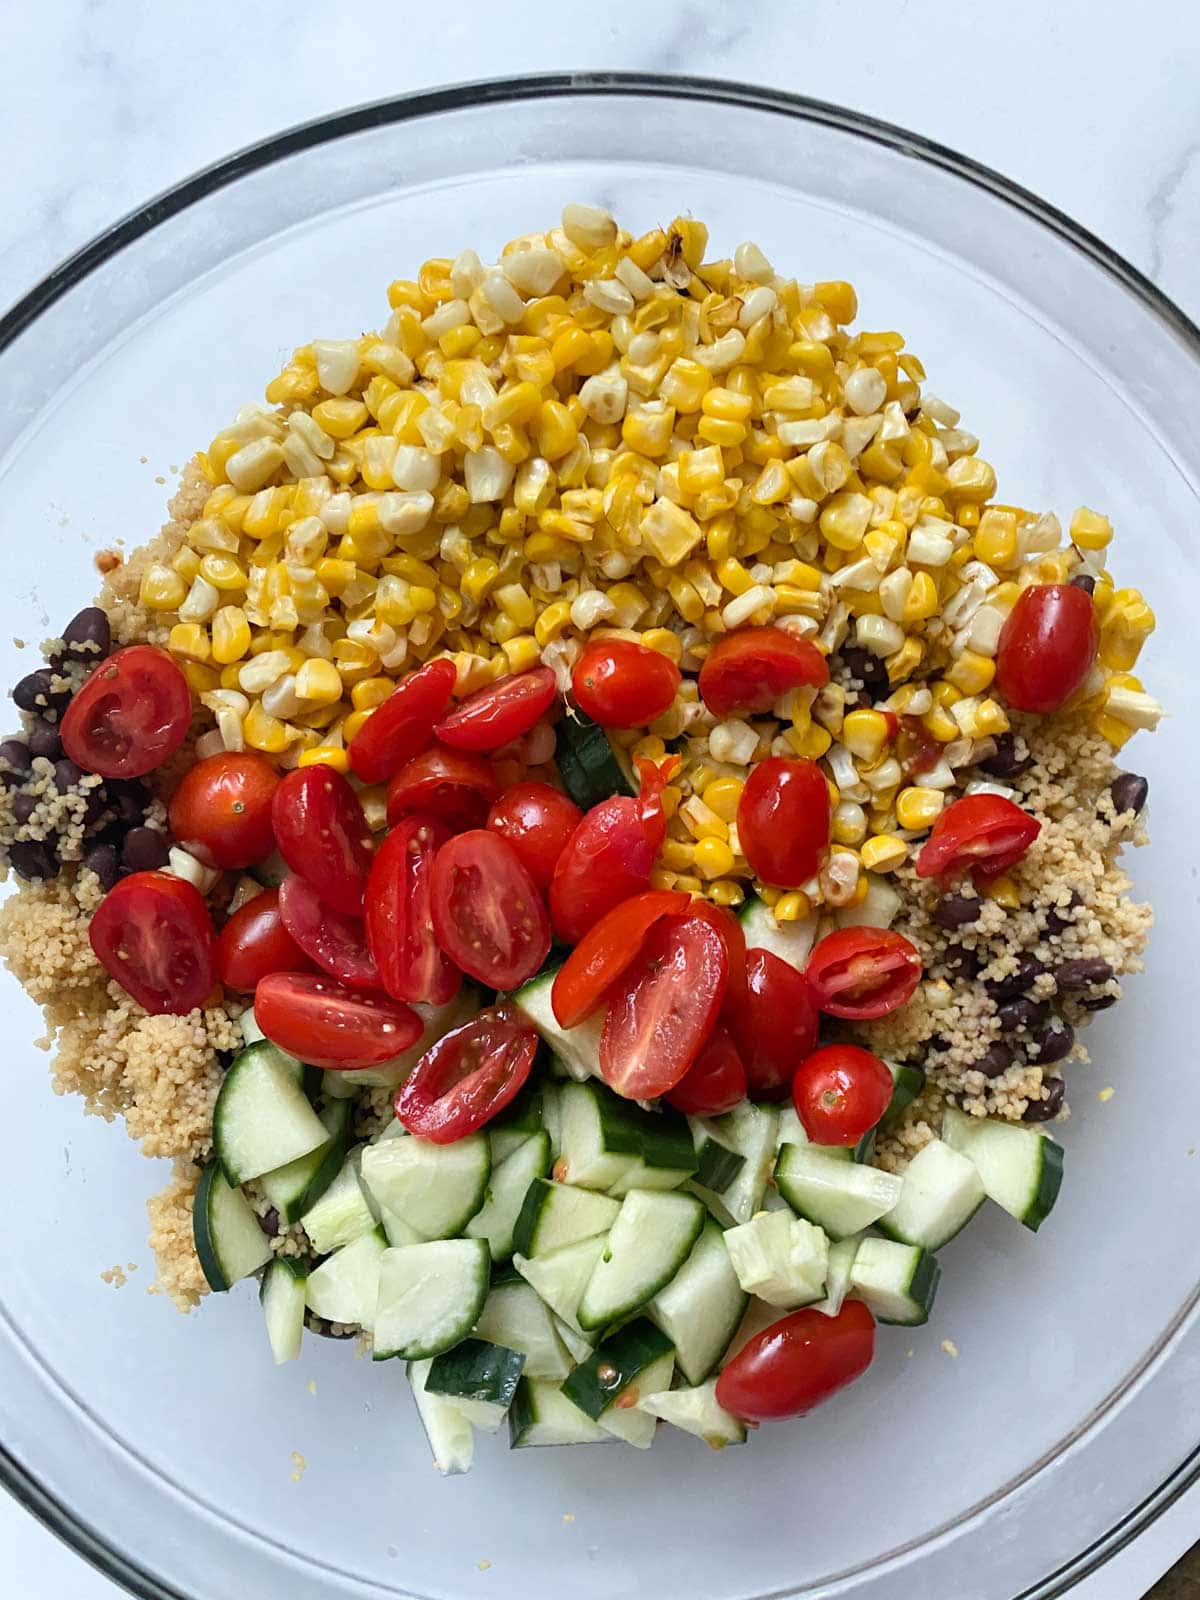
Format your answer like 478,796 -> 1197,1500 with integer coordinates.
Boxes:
0,74 -> 1197,1600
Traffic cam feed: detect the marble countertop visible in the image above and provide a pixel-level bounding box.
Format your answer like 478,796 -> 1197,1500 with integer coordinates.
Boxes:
1,2 -> 1197,1596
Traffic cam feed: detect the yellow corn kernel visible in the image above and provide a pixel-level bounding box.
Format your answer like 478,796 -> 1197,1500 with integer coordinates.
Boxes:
946,650 -> 996,695
492,584 -> 536,630
1092,709 -> 1137,750
339,708 -> 373,743
294,658 -> 343,705
198,553 -> 248,592
945,456 -> 997,504
660,358 -> 712,412
350,677 -> 393,712
860,834 -> 908,873
694,836 -> 736,880
265,365 -> 320,405
695,415 -> 746,448
244,701 -> 290,754
1070,506 -> 1113,550
139,563 -> 187,611
549,326 -> 592,373
715,557 -> 754,596
701,777 -> 744,823
532,400 -> 578,461
661,837 -> 697,872
902,571 -> 939,624
310,398 -> 368,440
459,557 -> 499,606
923,703 -> 960,742
641,627 -> 682,663
297,745 -> 350,773
676,446 -> 725,498
841,709 -> 891,763
621,406 -> 675,459
773,891 -> 812,923
534,601 -> 572,647
173,548 -> 203,584
819,491 -> 873,551
884,636 -> 923,685
704,514 -> 737,564
501,635 -> 541,674
973,698 -> 1010,737
167,623 -> 211,663
984,874 -> 1021,911
649,868 -> 679,892
973,508 -> 1018,567
641,500 -> 704,567
708,880 -> 744,908
812,280 -> 858,324
211,606 -> 251,664
896,786 -> 945,832
786,722 -> 832,760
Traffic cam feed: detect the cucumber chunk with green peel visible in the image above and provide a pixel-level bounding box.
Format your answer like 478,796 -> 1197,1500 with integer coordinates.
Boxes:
213,1042 -> 329,1186
425,1338 -> 525,1431
408,1359 -> 475,1474
380,1208 -> 424,1248
775,1104 -> 853,1163
881,1060 -> 927,1127
598,1349 -> 674,1448
774,1144 -> 903,1239
723,1210 -> 829,1308
304,1226 -> 388,1330
360,1131 -> 490,1241
513,1235 -> 608,1334
300,1150 -> 378,1255
562,1317 -> 674,1419
709,1102 -> 779,1225
649,1218 -> 748,1385
508,1378 -> 610,1448
192,1163 -> 273,1292
489,1083 -> 549,1164
814,1233 -> 863,1317
510,967 -> 604,1082
737,894 -> 820,971
578,1189 -> 705,1331
466,1131 -> 553,1261
260,1257 -> 308,1364
877,1138 -> 986,1251
849,1236 -> 941,1325
512,1179 -> 619,1258
373,1238 -> 491,1361
474,1279 -> 572,1381
556,1080 -> 643,1189
609,1106 -> 698,1195
552,1315 -> 595,1365
556,709 -> 635,809
689,1118 -> 747,1194
259,1098 -> 353,1224
638,1381 -> 747,1448
941,1105 -> 1064,1230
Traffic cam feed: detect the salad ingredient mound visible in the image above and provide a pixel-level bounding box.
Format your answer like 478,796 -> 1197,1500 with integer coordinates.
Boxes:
0,205 -> 1160,1469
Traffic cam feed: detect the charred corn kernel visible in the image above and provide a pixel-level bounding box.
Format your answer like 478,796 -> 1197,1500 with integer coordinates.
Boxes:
661,837 -> 697,872
946,650 -> 996,695
984,874 -> 1021,910
294,658 -> 343,704
896,786 -> 945,831
923,704 -> 961,741
974,508 -> 1018,566
841,709 -> 891,763
298,745 -> 350,773
212,606 -> 252,664
860,834 -> 908,872
534,601 -> 573,646
641,627 -> 682,662
787,722 -> 832,759
351,677 -> 394,711
773,891 -> 811,923
140,564 -> 187,611
902,571 -> 939,624
501,635 -> 541,674
708,880 -> 744,907
701,777 -> 744,822
244,701 -> 290,754
168,623 -> 211,663
1070,506 -> 1113,550
694,836 -> 735,880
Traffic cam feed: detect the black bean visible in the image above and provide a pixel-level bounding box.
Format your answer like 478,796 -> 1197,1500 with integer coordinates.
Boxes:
1023,1075 -> 1065,1121
1032,1016 -> 1074,1063
82,786 -> 107,826
998,997 -> 1049,1033
977,733 -> 1033,780
122,826 -> 170,872
53,758 -> 84,793
1069,574 -> 1096,596
82,843 -> 121,891
0,738 -> 31,774
12,791 -> 38,824
1109,772 -> 1149,817
62,607 -> 111,661
943,942 -> 983,980
985,955 -> 1044,1001
105,779 -> 148,825
27,721 -> 63,761
258,1207 -> 281,1238
1055,956 -> 1113,991
838,644 -> 889,699
12,669 -> 56,713
933,893 -> 981,930
1043,891 -> 1082,935
10,839 -> 59,880
973,1042 -> 1013,1079
1082,993 -> 1118,1012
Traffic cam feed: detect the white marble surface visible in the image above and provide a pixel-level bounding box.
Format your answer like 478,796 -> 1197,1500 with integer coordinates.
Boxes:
1,2 -> 1198,1596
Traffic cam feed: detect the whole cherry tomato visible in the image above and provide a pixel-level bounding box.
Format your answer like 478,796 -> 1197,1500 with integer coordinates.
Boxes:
995,583 -> 1098,714
436,666 -> 557,752
550,889 -> 689,1028
571,640 -> 680,728
716,1301 -> 875,1422
385,743 -> 500,834
665,1025 -> 747,1117
89,871 -> 215,1014
915,793 -> 1041,884
737,758 -> 831,888
728,948 -> 820,1100
395,1006 -> 538,1143
699,626 -> 829,718
61,645 -> 191,779
168,751 -> 279,869
254,972 -> 422,1070
365,816 -> 460,1006
278,873 -> 381,991
347,658 -> 456,784
792,1043 -> 894,1145
272,765 -> 374,916
431,830 -> 551,990
487,782 -> 582,891
215,889 -> 313,993
805,927 -> 923,1020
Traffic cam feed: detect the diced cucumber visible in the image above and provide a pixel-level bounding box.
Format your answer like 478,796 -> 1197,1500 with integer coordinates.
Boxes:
373,1238 -> 491,1361
380,1208 -> 424,1248
638,1381 -> 747,1448
489,1083 -> 548,1164
409,1359 -> 475,1474
723,1210 -> 829,1308
738,894 -> 819,971
552,1315 -> 595,1365
722,1297 -> 783,1366
512,1179 -> 619,1258
649,1218 -> 748,1385
609,1106 -> 698,1195
474,1280 -> 572,1380
775,1104 -> 853,1163
942,1105 -> 1064,1231
508,1378 -> 610,1448
882,1060 -> 927,1128
259,1099 -> 353,1224
556,1081 -> 643,1189
562,1318 -> 674,1420
213,1042 -> 330,1187
774,1144 -> 903,1239
578,1190 -> 705,1331
711,1103 -> 780,1224
360,1131 -> 490,1241
510,968 -> 604,1082
425,1338 -> 525,1431
192,1163 -> 273,1292
260,1257 -> 307,1364
833,872 -> 903,930
556,708 -> 635,809
690,1119 -> 747,1194
304,1226 -> 388,1330
239,1009 -> 315,1093
466,1131 -> 552,1261
513,1235 -> 608,1333
541,1081 -> 563,1160
321,988 -> 482,1095
877,1138 -> 986,1251
301,1150 -> 378,1255
598,1349 -> 674,1449
814,1233 -> 863,1318
849,1236 -> 941,1326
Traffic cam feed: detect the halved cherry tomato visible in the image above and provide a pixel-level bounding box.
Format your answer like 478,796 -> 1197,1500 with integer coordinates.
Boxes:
737,757 -> 831,888
665,1025 -> 746,1116
914,793 -> 1041,884
551,889 -> 689,1028
215,889 -> 314,993
995,583 -> 1098,714
486,781 -> 582,891
436,666 -> 557,752
686,898 -> 749,1027
278,873 -> 381,991
728,948 -> 820,1100
571,640 -> 681,728
805,927 -> 923,1020
89,871 -> 215,1015
168,751 -> 279,869
395,1006 -> 538,1143
347,657 -> 456,784
698,626 -> 829,718
792,1043 -> 894,1145
431,830 -> 551,990
272,765 -> 374,916
716,1301 -> 875,1423
60,645 -> 191,779
549,756 -> 679,946
254,971 -> 422,1070
365,816 -> 460,1006
385,743 -> 500,834
600,913 -> 728,1100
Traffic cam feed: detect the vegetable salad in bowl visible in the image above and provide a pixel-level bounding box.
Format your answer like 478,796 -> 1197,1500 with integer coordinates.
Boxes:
0,205 -> 1159,1470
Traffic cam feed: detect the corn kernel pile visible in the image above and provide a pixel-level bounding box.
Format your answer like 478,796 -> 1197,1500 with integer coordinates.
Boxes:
150,204 -> 1161,916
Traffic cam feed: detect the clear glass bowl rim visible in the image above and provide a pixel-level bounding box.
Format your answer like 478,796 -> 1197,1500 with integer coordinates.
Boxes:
2,70 -> 1198,1600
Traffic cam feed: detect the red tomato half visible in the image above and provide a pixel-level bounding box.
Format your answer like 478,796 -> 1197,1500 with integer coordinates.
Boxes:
436,666 -> 557,752
699,626 -> 829,718
716,1301 -> 875,1422
915,793 -> 1041,884
272,765 -> 374,916
551,889 -> 689,1028
805,927 -> 923,1020
365,817 -> 460,1006
89,871 -> 215,1015
729,948 -> 820,1099
793,1044 -> 894,1145
665,1025 -> 746,1117
737,758 -> 831,888
995,583 -> 1098,714
386,744 -> 500,834
549,755 -> 679,945
278,873 -> 381,990
61,645 -> 191,779
487,781 -> 582,891
216,889 -> 313,993
254,972 -> 422,1070
687,898 -> 749,1027
571,640 -> 681,728
431,830 -> 551,990
600,913 -> 728,1099
347,657 -> 456,784
395,1006 -> 538,1143
169,751 -> 279,869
